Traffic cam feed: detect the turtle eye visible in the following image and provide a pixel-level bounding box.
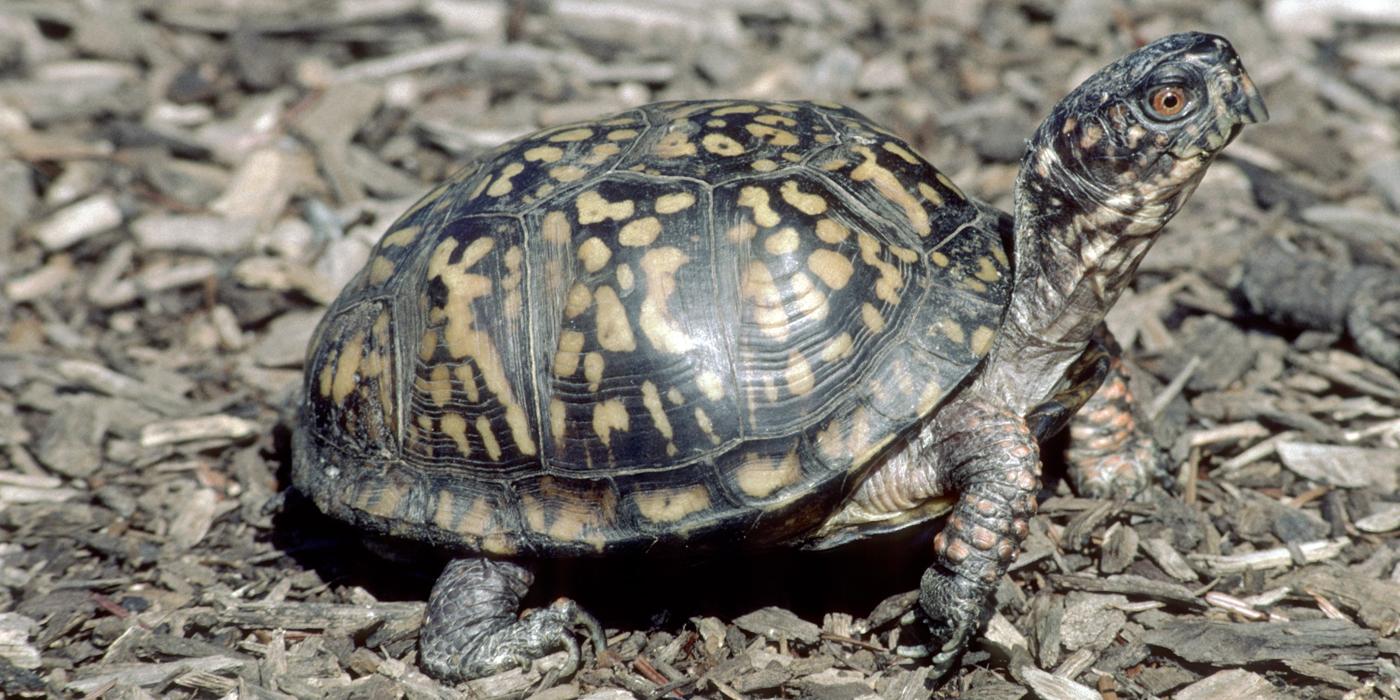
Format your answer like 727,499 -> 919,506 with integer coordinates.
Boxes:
1146,85 -> 1190,120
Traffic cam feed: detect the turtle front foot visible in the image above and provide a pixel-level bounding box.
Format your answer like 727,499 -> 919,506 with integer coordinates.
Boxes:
919,564 -> 988,676
419,557 -> 605,684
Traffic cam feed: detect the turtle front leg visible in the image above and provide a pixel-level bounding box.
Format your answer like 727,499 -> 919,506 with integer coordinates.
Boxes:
917,398 -> 1040,676
1064,351 -> 1165,498
419,557 -> 605,684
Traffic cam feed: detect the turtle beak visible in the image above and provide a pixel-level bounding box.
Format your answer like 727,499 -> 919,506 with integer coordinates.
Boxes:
1230,71 -> 1269,125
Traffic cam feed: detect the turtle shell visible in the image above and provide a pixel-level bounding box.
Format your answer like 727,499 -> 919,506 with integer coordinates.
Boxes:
292,100 -> 1014,556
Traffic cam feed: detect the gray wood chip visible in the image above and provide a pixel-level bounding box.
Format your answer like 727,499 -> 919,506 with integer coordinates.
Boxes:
1277,442 -> 1400,491
1173,669 -> 1287,700
733,606 -> 822,645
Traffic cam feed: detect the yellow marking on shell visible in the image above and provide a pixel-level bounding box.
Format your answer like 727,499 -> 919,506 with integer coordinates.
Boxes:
428,237 -> 536,457
431,489 -> 456,531
807,249 -> 854,290
917,182 -> 944,207
741,260 -> 787,340
582,142 -> 621,166
635,485 -> 711,523
917,381 -> 944,415
889,245 -> 919,264
961,276 -> 988,293
849,146 -> 929,236
702,133 -> 745,156
857,232 -> 903,303
608,128 -> 639,140
578,237 -> 612,272
550,127 -> 594,142
593,285 -> 636,352
455,364 -> 480,402
618,217 -> 662,247
318,352 -> 335,397
727,220 -> 758,243
746,123 -> 798,146
764,227 -> 800,256
468,176 -> 490,200
357,483 -> 403,518
418,328 -> 438,361
712,105 -> 759,115
617,263 -> 634,291
592,398 -> 629,447
735,450 -> 801,499
382,225 -> 421,248
780,180 -> 827,215
754,114 -> 797,127
638,247 -> 694,354
815,218 -> 848,244
654,131 -> 696,158
655,192 -> 695,214
524,145 -> 564,163
577,191 -> 634,224
781,152 -> 802,163
667,387 -> 684,404
940,318 -> 965,344
549,398 -> 566,446
550,165 -> 588,183
486,162 -> 525,197
641,380 -> 674,443
821,332 -> 854,362
584,352 -> 604,390
331,331 -> 365,405
971,325 -> 995,356
475,415 -> 501,460
441,413 -> 470,456
502,245 -> 524,320
974,256 -> 1001,282
536,183 -> 556,199
815,134 -> 833,144
428,365 -> 452,406
767,102 -> 799,113
930,251 -> 950,267
738,186 -> 780,227
936,172 -> 965,199
696,370 -> 725,401
785,352 -> 815,396
789,271 -> 828,322
368,256 -> 395,285
751,159 -> 779,172
554,330 -> 585,377
993,247 -> 1009,267
819,158 -> 848,171
564,283 -> 592,319
861,303 -> 885,333
882,141 -> 920,164
542,210 -> 570,244
695,407 -> 720,444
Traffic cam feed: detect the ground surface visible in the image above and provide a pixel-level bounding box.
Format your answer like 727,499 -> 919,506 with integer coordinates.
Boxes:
1,1 -> 1399,699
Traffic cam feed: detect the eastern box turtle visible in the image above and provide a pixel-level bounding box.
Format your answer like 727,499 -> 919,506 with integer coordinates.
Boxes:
293,32 -> 1266,683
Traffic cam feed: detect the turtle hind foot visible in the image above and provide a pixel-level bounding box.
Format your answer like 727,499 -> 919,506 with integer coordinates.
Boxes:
419,557 -> 605,685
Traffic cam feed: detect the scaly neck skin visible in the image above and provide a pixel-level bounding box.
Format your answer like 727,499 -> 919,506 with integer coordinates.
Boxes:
972,157 -> 1171,416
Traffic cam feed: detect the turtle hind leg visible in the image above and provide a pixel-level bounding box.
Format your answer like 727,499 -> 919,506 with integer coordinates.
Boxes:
1065,348 -> 1166,498
419,557 -> 605,684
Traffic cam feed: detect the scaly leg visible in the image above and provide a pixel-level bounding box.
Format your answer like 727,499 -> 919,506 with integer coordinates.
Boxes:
1065,349 -> 1165,498
419,558 -> 605,684
917,398 -> 1040,676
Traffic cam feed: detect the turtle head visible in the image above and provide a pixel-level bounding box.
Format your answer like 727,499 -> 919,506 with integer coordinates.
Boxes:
1020,32 -> 1267,233
981,34 -> 1265,412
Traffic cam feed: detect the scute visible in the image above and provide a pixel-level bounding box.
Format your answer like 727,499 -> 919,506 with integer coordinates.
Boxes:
292,99 -> 1015,556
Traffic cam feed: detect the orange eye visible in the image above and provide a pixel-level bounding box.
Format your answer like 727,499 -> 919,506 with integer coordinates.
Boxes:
1149,86 -> 1189,118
